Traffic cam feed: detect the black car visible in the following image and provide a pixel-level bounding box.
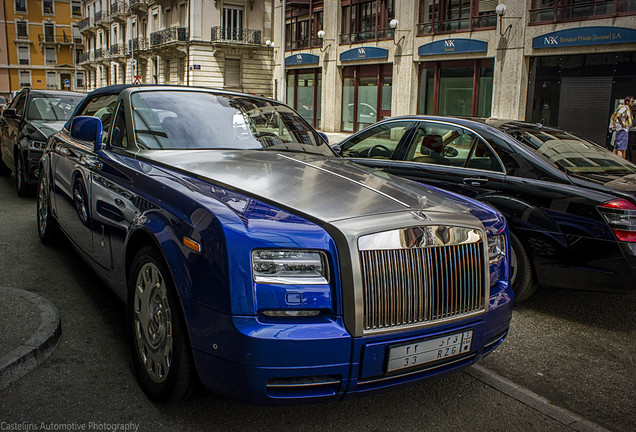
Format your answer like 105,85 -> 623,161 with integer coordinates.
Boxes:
0,88 -> 84,196
335,116 -> 636,302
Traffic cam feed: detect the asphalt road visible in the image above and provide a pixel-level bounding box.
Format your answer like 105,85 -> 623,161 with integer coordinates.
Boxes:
0,173 -> 634,432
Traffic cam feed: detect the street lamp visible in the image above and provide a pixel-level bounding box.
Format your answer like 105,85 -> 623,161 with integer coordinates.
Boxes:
389,19 -> 407,45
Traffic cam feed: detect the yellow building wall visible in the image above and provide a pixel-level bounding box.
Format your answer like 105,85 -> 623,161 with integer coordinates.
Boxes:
4,0 -> 82,92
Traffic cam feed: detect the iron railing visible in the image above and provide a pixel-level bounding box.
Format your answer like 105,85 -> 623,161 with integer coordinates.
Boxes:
129,37 -> 149,51
150,27 -> 187,47
211,26 -> 261,44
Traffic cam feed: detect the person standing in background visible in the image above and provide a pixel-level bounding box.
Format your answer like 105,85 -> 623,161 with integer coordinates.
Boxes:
613,96 -> 634,159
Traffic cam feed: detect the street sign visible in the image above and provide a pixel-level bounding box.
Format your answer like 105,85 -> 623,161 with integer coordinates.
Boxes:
133,75 -> 142,85
63,79 -> 70,87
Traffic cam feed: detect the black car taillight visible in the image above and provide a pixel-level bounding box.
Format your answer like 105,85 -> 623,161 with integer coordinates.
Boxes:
597,198 -> 636,242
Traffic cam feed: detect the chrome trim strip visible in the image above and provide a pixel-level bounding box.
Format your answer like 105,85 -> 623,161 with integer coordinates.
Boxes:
277,154 -> 411,208
358,226 -> 483,251
266,379 -> 341,388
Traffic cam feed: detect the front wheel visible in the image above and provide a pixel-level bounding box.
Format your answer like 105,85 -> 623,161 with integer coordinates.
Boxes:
509,232 -> 538,303
128,246 -> 197,402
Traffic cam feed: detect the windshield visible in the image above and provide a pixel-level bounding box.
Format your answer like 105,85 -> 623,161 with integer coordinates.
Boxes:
130,90 -> 332,155
507,127 -> 636,176
27,94 -> 84,122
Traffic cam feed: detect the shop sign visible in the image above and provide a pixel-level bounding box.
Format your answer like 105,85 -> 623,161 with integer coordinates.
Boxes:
285,53 -> 319,66
418,39 -> 488,56
533,26 -> 636,49
340,47 -> 388,62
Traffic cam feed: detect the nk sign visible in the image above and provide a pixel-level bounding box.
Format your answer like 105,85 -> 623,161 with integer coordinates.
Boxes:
533,26 -> 636,49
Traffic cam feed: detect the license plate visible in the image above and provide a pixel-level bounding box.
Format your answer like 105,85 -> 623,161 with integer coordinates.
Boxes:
386,330 -> 473,373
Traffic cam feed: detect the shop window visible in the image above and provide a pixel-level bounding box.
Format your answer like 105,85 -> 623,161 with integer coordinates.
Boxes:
529,0 -> 635,23
341,0 -> 395,44
417,60 -> 494,117
46,72 -> 57,89
286,69 -> 322,129
418,0 -> 497,35
16,22 -> 28,40
342,64 -> 392,132
286,1 -> 323,50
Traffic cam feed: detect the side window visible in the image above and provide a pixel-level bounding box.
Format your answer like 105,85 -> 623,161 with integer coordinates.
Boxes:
110,104 -> 128,148
340,121 -> 412,160
11,92 -> 27,116
77,95 -> 119,143
466,140 -> 504,172
404,123 -> 477,167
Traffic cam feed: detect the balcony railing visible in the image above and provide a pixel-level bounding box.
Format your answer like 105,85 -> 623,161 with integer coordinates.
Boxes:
95,11 -> 104,25
38,34 -> 75,44
286,37 -> 323,51
211,26 -> 261,45
95,48 -> 104,59
78,52 -> 92,63
340,28 -> 394,44
128,0 -> 148,12
110,43 -> 126,56
78,17 -> 92,31
150,27 -> 187,47
129,37 -> 149,51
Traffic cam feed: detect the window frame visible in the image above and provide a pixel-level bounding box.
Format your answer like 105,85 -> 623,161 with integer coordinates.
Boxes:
417,0 -> 497,35
285,1 -> 324,51
43,0 -> 55,16
528,0 -> 636,24
340,0 -> 395,45
15,0 -> 27,14
16,20 -> 29,39
71,1 -> 82,18
17,45 -> 30,66
18,70 -> 32,88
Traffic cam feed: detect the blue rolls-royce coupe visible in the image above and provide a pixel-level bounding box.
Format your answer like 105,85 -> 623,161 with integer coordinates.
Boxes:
37,85 -> 513,404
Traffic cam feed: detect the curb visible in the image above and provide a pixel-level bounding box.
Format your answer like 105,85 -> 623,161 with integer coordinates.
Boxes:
465,365 -> 611,432
0,288 -> 62,390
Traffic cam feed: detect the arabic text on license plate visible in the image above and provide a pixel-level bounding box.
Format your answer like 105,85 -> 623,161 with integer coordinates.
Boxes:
387,330 -> 473,373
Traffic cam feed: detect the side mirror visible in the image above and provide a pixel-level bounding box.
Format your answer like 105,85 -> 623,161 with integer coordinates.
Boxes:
70,116 -> 103,152
318,132 -> 329,144
330,144 -> 342,155
3,108 -> 19,119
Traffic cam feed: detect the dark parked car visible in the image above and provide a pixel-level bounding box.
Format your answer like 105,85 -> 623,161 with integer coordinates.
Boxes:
335,117 -> 636,302
0,88 -> 84,196
37,85 -> 513,404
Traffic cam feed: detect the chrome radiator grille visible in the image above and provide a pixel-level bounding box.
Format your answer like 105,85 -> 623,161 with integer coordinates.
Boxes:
360,240 -> 486,332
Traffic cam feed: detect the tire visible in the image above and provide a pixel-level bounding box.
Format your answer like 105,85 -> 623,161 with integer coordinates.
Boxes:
37,172 -> 60,245
509,231 -> 538,303
0,153 -> 10,176
15,154 -> 34,197
127,246 -> 197,402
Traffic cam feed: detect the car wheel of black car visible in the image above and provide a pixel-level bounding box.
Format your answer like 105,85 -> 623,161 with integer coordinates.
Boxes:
72,178 -> 90,226
509,232 -> 538,303
128,246 -> 197,402
37,172 -> 60,245
15,155 -> 34,197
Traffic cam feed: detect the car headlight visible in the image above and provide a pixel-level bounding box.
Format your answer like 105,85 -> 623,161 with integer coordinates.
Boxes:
252,249 -> 329,285
28,140 -> 47,150
488,234 -> 506,263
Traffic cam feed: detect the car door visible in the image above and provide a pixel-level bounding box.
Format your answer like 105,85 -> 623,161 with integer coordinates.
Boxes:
338,120 -> 417,171
0,91 -> 27,168
388,121 -> 506,201
51,94 -> 119,254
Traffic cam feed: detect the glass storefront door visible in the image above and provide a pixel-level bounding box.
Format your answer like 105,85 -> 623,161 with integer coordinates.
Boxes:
286,68 -> 322,128
342,64 -> 392,132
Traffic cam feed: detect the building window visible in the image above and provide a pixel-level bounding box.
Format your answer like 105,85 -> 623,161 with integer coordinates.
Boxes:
285,1 -> 323,51
418,0 -> 497,34
17,46 -> 30,65
417,59 -> 494,117
222,6 -> 244,41
286,68 -> 322,128
44,23 -> 55,42
15,0 -> 27,13
47,72 -> 57,89
76,71 -> 85,88
45,47 -> 57,64
43,0 -> 54,15
342,64 -> 392,132
224,58 -> 241,89
17,21 -> 28,39
341,0 -> 394,44
19,71 -> 31,87
529,0 -> 636,23
71,1 -> 82,18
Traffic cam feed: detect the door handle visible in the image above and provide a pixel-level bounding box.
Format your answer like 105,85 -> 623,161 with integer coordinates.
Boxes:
462,177 -> 488,186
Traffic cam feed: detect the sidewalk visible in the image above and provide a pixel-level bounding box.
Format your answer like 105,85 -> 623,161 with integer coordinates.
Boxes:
0,287 -> 61,389
319,131 -> 352,144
